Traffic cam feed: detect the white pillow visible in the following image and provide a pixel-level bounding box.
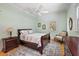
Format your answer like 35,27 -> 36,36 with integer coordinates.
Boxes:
55,36 -> 63,41
20,30 -> 28,35
28,30 -> 33,34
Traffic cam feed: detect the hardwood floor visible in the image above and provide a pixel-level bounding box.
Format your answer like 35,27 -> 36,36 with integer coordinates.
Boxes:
0,47 -> 18,56
60,44 -> 64,55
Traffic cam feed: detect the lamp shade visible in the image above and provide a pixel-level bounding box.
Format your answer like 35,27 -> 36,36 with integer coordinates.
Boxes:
5,27 -> 14,37
6,27 -> 13,32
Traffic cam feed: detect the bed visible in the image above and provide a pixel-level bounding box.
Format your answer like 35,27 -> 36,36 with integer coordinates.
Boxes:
17,29 -> 50,54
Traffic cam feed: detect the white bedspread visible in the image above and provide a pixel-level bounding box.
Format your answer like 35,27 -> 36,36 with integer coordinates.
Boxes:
20,33 -> 46,47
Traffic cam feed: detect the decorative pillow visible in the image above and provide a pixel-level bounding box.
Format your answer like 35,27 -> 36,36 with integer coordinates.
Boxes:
56,36 -> 62,39
20,30 -> 28,35
20,34 -> 25,40
59,32 -> 67,36
54,36 -> 63,42
28,30 -> 33,34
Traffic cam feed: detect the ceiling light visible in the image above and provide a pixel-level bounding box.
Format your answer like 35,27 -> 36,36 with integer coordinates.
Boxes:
40,11 -> 48,13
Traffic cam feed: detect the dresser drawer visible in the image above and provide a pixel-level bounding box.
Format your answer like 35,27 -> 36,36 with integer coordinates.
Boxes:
6,39 -> 17,45
2,36 -> 18,52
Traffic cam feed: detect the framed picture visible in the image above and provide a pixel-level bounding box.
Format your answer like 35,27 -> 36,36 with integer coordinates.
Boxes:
37,22 -> 41,27
42,24 -> 46,30
49,21 -> 56,31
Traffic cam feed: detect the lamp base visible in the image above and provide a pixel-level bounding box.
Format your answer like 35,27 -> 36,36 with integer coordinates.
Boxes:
10,32 -> 12,37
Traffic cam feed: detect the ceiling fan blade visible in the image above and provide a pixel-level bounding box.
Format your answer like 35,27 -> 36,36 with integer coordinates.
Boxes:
40,11 -> 48,13
35,5 -> 42,12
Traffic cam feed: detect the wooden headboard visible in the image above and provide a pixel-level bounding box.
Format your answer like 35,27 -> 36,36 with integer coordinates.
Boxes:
17,29 -> 32,40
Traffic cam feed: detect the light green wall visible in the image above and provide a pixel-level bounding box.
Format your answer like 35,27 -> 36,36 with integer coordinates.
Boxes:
35,12 -> 67,36
0,4 -> 37,39
0,4 -> 69,39
0,4 -> 70,50
67,3 -> 79,36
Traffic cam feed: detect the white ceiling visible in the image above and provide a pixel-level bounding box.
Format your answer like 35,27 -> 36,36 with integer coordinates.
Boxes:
2,3 -> 71,16
11,3 -> 71,12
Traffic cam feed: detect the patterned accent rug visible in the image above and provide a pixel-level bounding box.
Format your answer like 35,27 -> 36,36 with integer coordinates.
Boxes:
6,42 -> 63,56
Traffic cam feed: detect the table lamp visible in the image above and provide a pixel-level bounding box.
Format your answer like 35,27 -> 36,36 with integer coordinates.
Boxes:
6,27 -> 13,37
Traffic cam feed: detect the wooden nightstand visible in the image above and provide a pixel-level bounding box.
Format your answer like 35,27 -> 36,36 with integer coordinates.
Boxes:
2,36 -> 19,52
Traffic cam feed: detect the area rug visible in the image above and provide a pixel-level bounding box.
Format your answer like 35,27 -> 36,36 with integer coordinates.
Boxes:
6,42 -> 62,56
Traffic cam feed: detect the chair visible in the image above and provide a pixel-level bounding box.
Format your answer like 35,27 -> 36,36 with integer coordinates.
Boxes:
54,31 -> 68,43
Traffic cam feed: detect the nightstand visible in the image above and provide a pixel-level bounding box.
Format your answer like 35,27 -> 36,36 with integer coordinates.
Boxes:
2,36 -> 19,52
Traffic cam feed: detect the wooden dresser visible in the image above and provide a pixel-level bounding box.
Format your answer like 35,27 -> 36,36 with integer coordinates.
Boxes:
2,36 -> 19,52
64,36 -> 79,56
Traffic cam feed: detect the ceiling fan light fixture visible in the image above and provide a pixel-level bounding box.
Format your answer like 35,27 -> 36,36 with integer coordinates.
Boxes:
40,11 -> 48,13
38,12 -> 41,16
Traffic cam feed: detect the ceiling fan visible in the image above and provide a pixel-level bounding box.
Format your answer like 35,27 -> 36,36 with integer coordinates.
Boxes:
26,5 -> 49,16
35,5 -> 49,16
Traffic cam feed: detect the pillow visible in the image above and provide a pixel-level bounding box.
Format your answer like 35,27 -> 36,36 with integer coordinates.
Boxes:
20,30 -> 28,35
59,32 -> 67,36
54,36 -> 63,41
28,30 -> 33,34
55,36 -> 62,39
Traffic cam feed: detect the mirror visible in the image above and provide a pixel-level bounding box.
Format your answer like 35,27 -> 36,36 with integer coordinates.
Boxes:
69,17 -> 73,30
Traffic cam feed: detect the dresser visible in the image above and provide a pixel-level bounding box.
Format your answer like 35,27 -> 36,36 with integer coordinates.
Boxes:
2,36 -> 19,52
64,36 -> 79,56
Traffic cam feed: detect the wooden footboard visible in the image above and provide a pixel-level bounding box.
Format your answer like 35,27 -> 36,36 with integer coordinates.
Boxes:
17,29 -> 50,54
19,33 -> 50,54
38,33 -> 50,54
